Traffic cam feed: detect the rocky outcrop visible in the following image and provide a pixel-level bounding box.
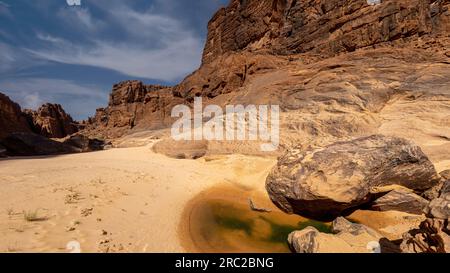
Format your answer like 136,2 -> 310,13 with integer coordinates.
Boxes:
288,217 -> 387,253
62,134 -> 106,153
400,218 -> 450,253
371,188 -> 429,215
424,176 -> 450,220
25,103 -> 78,139
0,93 -> 32,140
85,80 -> 183,139
0,132 -> 78,156
0,144 -> 6,158
266,135 -> 440,220
202,0 -> 450,64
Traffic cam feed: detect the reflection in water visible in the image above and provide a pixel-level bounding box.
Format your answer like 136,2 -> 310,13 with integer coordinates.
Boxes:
180,186 -> 331,253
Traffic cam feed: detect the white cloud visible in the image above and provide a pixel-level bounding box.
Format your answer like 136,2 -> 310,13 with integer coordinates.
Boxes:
26,2 -> 204,82
22,92 -> 43,109
27,36 -> 202,82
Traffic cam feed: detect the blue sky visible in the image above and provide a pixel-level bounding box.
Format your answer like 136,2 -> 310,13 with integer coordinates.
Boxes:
0,0 -> 228,120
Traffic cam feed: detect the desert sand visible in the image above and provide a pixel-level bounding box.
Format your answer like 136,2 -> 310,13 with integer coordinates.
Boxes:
0,141 -> 277,253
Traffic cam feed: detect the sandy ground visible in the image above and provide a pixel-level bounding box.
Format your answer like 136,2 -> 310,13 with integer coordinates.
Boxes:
0,144 -> 276,253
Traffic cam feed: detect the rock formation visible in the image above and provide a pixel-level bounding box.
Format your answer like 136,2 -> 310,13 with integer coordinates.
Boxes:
84,81 -> 183,139
25,103 -> 79,139
82,1 -> 449,161
202,0 -> 449,64
370,188 -> 429,215
424,174 -> 450,220
0,93 -> 32,140
0,92 -> 101,156
288,217 -> 386,253
266,135 -> 440,220
400,218 -> 450,253
0,132 -> 78,156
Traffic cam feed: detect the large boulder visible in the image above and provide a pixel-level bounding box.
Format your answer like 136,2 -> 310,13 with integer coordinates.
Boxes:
62,134 -> 106,153
400,218 -> 450,253
288,217 -> 385,253
25,103 -> 78,139
266,135 -> 440,220
370,188 -> 429,215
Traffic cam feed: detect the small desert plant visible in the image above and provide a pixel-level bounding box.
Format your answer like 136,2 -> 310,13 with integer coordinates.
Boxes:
23,209 -> 48,222
6,208 -> 14,216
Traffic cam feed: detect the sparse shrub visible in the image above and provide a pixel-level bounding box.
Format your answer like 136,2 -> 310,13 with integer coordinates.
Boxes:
23,210 -> 48,222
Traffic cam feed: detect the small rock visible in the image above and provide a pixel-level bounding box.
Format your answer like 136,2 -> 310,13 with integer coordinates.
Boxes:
66,226 -> 76,232
288,218 -> 384,253
371,188 -> 429,215
248,198 -> 272,213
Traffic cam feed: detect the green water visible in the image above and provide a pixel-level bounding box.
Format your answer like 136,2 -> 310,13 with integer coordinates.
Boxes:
190,200 -> 331,252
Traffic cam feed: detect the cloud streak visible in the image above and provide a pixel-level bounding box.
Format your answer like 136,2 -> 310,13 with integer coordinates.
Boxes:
26,2 -> 204,82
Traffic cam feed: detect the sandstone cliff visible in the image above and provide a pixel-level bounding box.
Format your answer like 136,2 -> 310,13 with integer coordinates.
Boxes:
202,0 -> 450,63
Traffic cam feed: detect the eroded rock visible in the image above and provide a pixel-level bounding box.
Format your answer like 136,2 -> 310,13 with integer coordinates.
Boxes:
400,218 -> 450,253
62,134 -> 106,153
0,132 -> 77,156
266,135 -> 440,220
371,188 -> 429,215
25,103 -> 78,139
0,92 -> 32,140
288,217 -> 384,253
203,0 -> 449,64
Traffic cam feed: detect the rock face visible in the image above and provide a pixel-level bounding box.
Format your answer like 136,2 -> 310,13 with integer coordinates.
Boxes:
288,217 -> 384,253
400,218 -> 450,253
371,188 -> 429,215
0,93 -> 32,140
25,103 -> 78,139
202,0 -> 449,64
266,135 -> 440,220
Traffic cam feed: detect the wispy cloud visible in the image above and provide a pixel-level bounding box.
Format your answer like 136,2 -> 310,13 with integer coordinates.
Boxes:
0,1 -> 10,8
26,2 -> 203,82
56,6 -> 105,33
0,1 -> 12,19
0,42 -> 44,74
